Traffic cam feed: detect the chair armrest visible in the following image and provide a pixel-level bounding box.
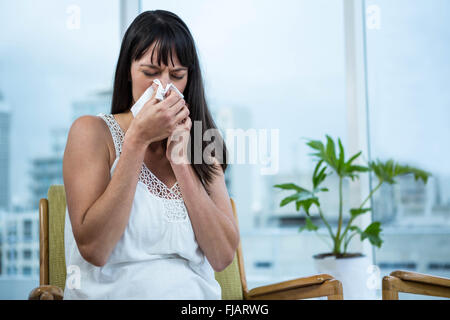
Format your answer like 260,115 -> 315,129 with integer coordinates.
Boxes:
247,274 -> 336,299
29,285 -> 64,300
390,270 -> 450,288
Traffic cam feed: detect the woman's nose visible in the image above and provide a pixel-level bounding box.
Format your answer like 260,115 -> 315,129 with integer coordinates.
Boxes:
158,73 -> 171,88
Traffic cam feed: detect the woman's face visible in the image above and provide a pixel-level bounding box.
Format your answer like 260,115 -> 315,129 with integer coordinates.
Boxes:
130,42 -> 188,104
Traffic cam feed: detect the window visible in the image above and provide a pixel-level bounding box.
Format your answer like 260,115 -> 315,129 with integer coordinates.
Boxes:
364,0 -> 450,299
23,220 -> 32,241
22,266 -> 32,276
7,249 -> 17,260
7,266 -> 18,276
1,0 -> 447,300
23,249 -> 32,260
7,224 -> 17,244
0,0 -> 121,298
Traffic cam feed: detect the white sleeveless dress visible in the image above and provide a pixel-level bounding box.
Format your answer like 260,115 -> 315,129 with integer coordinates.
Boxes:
63,112 -> 222,300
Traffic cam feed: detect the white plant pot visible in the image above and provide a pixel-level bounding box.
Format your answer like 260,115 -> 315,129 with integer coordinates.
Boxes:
313,253 -> 378,300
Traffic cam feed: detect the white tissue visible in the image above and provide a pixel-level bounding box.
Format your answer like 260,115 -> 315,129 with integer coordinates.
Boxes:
130,79 -> 184,117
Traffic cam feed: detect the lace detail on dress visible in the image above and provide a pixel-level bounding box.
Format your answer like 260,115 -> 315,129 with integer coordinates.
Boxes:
140,166 -> 188,222
97,113 -> 188,223
98,113 -> 124,157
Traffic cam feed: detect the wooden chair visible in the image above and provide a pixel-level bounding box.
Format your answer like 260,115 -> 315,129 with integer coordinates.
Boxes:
382,270 -> 450,300
29,184 -> 343,300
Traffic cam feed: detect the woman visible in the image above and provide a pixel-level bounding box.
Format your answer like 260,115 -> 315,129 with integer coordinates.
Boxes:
62,10 -> 239,299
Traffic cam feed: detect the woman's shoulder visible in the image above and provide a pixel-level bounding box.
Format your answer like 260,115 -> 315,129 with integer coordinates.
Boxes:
66,114 -> 115,166
69,114 -> 111,142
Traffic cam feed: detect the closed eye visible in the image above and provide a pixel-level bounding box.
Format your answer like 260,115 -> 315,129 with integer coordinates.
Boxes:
143,71 -> 184,80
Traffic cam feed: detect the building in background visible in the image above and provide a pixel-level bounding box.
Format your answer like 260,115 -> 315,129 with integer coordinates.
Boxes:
0,89 -> 113,277
0,91 -> 11,279
211,102 -> 253,231
28,156 -> 64,210
373,174 -> 450,280
0,211 -> 4,275
0,91 -> 11,212
0,210 -> 39,278
71,89 -> 112,123
28,89 -> 112,210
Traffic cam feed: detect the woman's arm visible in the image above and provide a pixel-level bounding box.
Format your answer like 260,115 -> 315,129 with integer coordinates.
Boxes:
171,159 -> 240,272
63,115 -> 147,267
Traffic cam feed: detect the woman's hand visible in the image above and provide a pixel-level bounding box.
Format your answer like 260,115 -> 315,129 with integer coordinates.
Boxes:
166,105 -> 192,165
127,83 -> 189,148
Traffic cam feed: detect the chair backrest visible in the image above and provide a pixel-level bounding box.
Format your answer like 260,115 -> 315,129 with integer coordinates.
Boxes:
40,184 -> 248,299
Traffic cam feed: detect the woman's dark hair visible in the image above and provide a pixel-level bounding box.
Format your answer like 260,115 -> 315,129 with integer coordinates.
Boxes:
111,10 -> 227,190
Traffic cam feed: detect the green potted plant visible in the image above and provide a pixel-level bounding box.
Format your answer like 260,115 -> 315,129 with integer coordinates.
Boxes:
274,135 -> 431,299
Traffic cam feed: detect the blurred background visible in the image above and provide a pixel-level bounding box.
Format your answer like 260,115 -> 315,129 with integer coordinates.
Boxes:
0,0 -> 449,299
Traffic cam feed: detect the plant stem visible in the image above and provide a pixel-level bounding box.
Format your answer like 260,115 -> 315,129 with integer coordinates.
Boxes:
318,206 -> 335,242
334,176 -> 344,254
339,180 -> 383,247
343,232 -> 358,253
359,181 -> 383,209
339,216 -> 355,251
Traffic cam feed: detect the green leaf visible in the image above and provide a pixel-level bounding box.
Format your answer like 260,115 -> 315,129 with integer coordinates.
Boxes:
312,160 -> 324,188
346,151 -> 362,167
315,167 -> 328,188
312,160 -> 323,176
349,225 -> 363,233
306,140 -> 327,162
273,183 -> 307,192
347,223 -> 383,248
338,138 -> 345,174
279,194 -> 301,207
279,189 -> 319,208
360,222 -> 383,248
295,200 -> 302,211
299,217 -> 319,232
369,159 -> 396,184
350,208 -> 372,219
348,165 -> 370,173
325,135 -> 337,169
297,197 -> 320,216
308,152 -> 323,158
369,159 -> 432,185
306,140 -> 325,152
395,164 -> 431,184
